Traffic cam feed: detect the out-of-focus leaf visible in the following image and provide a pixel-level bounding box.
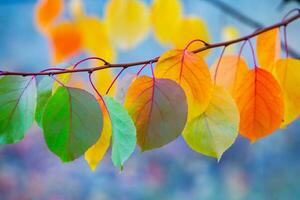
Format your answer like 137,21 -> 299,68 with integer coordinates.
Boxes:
104,96 -> 136,169
275,58 -> 300,127
151,0 -> 182,45
69,0 -> 84,19
85,97 -> 112,171
49,21 -> 82,64
77,17 -> 116,62
172,17 -> 210,57
124,76 -> 187,151
234,68 -> 284,142
36,77 -> 53,127
222,26 -> 239,53
257,28 -> 281,72
183,86 -> 239,160
35,0 -> 63,32
155,49 -> 212,121
42,87 -> 103,162
0,76 -> 36,144
105,0 -> 150,50
210,55 -> 249,94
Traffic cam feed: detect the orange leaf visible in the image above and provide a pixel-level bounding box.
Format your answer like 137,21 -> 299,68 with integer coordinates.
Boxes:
48,21 -> 82,64
155,49 -> 212,121
256,28 -> 281,72
124,76 -> 187,151
35,0 -> 63,32
234,68 -> 284,142
210,55 -> 249,94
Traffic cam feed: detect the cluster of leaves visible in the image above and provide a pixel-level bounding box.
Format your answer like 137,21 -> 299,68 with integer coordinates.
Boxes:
0,0 -> 299,171
35,0 -> 210,62
35,0 -> 213,96
1,26 -> 300,171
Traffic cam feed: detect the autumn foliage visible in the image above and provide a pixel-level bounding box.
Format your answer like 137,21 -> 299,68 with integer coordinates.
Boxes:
0,0 -> 299,172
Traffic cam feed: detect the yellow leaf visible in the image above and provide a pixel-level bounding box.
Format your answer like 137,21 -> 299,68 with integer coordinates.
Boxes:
85,99 -> 112,171
183,86 -> 239,160
210,55 -> 249,94
151,0 -> 182,45
256,28 -> 281,72
105,0 -> 150,50
52,66 -> 74,94
94,68 -> 116,96
155,49 -> 213,121
222,26 -> 239,53
275,58 -> 300,127
76,16 -> 116,62
172,17 -> 210,57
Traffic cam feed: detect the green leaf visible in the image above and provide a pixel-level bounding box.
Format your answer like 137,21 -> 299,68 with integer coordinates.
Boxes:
103,96 -> 136,169
0,76 -> 37,144
42,87 -> 103,162
183,86 -> 239,160
35,77 -> 54,127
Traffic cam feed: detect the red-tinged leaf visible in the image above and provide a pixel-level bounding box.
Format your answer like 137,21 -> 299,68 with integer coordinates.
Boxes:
124,76 -> 187,151
35,0 -> 63,32
155,49 -> 212,121
234,68 -> 284,142
48,21 -> 83,64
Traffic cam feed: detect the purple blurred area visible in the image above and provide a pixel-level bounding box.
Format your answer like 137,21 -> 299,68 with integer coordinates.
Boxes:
0,0 -> 300,199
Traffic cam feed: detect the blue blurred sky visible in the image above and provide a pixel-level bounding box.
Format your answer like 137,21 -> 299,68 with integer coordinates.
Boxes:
0,0 -> 300,200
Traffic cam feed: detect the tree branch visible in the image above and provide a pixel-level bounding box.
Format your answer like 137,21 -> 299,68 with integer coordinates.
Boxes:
0,11 -> 299,77
201,0 -> 300,58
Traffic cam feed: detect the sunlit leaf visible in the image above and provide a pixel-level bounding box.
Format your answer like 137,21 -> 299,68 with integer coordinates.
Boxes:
77,17 -> 116,62
42,87 -> 103,162
234,68 -> 284,142
104,96 -> 136,169
0,76 -> 36,144
257,28 -> 281,72
183,86 -> 239,160
49,21 -> 82,64
275,58 -> 300,127
172,17 -> 210,57
210,55 -> 249,94
35,0 -> 63,32
151,0 -> 182,45
105,0 -> 150,50
85,98 -> 112,171
36,77 -> 53,127
124,76 -> 187,151
155,49 -> 212,121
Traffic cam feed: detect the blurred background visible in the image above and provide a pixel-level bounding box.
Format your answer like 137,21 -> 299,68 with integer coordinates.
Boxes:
0,0 -> 300,199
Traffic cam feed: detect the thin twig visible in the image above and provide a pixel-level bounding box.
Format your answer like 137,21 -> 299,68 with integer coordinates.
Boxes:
201,0 -> 300,58
0,11 -> 299,77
